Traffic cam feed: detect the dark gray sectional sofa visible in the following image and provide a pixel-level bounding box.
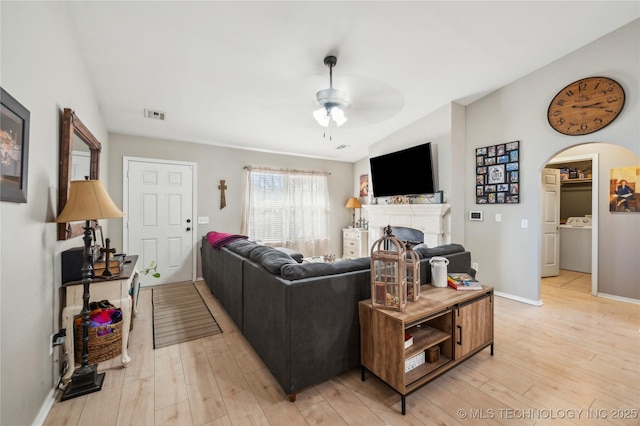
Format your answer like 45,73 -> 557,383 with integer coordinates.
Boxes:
200,235 -> 473,400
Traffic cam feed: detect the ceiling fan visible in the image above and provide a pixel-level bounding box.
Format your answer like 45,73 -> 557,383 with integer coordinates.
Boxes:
257,55 -> 404,132
313,55 -> 351,128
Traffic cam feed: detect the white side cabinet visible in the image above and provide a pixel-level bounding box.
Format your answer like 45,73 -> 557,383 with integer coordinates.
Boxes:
61,255 -> 139,383
342,228 -> 368,259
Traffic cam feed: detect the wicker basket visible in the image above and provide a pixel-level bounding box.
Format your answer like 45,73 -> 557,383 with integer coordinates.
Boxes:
74,312 -> 123,364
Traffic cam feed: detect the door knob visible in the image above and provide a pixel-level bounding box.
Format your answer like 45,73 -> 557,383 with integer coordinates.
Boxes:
186,227 -> 191,232
186,219 -> 191,223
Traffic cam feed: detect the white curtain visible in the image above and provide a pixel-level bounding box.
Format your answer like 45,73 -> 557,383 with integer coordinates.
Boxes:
241,167 -> 330,256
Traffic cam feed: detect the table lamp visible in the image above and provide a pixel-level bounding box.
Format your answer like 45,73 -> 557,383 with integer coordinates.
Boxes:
345,197 -> 361,228
55,179 -> 124,400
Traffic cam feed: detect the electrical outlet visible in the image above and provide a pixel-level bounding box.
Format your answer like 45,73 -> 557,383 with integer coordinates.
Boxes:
472,262 -> 479,272
495,213 -> 501,222
521,219 -> 528,228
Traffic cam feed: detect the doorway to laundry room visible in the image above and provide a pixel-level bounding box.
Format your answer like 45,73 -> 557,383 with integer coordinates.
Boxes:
541,153 -> 597,296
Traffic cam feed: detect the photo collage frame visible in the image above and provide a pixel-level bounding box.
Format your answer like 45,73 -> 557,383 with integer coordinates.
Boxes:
476,141 -> 519,204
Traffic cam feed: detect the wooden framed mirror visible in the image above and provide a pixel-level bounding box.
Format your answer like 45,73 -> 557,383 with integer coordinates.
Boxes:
57,108 -> 102,240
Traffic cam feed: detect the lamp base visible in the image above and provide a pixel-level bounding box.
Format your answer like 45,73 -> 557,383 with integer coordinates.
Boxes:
60,364 -> 105,401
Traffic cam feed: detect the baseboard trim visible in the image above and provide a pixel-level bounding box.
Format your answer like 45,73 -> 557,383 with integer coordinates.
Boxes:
596,292 -> 640,305
494,291 -> 543,306
33,387 -> 57,426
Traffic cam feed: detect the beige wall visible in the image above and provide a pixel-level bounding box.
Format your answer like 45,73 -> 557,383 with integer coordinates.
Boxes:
107,134 -> 355,277
355,19 -> 639,304
464,20 -> 639,303
1,2 -> 110,424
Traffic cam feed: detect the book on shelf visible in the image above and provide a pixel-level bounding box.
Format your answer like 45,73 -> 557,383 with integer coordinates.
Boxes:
404,333 -> 413,349
404,351 -> 425,372
94,265 -> 121,275
93,256 -> 124,269
447,272 -> 482,290
94,255 -> 125,275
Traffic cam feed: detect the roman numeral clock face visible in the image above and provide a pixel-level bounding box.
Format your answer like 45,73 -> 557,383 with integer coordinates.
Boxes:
547,77 -> 625,136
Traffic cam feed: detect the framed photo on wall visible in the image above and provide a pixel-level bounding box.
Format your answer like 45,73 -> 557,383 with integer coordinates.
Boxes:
609,166 -> 639,212
1,87 -> 30,203
476,141 -> 519,204
359,174 -> 368,197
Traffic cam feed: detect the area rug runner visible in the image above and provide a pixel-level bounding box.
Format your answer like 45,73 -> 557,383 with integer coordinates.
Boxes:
152,282 -> 222,349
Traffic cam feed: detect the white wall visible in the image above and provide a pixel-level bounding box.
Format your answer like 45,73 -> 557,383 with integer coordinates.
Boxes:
464,19 -> 639,303
1,2 -> 109,425
107,134 -> 355,274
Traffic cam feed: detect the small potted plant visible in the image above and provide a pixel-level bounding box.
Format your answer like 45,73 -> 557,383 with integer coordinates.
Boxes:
130,261 -> 160,312
141,260 -> 161,279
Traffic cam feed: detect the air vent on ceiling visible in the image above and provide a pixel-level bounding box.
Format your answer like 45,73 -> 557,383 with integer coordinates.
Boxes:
144,109 -> 166,120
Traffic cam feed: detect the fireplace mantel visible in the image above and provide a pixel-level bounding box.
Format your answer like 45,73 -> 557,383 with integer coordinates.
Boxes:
362,203 -> 450,249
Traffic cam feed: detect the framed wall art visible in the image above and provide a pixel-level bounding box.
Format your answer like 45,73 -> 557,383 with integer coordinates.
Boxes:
476,141 -> 519,204
1,87 -> 30,203
609,166 -> 639,212
359,174 -> 368,197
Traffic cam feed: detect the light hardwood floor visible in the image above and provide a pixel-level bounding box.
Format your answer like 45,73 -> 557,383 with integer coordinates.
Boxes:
540,269 -> 591,294
45,279 -> 639,425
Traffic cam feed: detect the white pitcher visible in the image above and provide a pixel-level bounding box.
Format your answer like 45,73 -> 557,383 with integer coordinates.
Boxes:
429,256 -> 449,287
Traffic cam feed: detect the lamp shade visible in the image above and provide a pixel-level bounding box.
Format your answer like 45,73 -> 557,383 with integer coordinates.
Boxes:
56,180 -> 124,222
345,197 -> 361,209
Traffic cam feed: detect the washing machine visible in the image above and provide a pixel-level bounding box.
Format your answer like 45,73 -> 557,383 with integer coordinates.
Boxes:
559,216 -> 592,273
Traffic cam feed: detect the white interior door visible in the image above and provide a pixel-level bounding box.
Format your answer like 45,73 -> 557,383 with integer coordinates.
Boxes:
125,158 -> 195,285
541,168 -> 560,277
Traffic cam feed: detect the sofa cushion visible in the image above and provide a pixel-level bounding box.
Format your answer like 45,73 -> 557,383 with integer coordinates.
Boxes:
280,257 -> 370,280
413,243 -> 465,259
249,245 -> 298,274
272,247 -> 304,263
226,239 -> 258,258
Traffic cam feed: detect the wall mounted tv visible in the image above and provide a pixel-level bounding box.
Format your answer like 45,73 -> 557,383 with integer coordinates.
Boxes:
369,142 -> 436,197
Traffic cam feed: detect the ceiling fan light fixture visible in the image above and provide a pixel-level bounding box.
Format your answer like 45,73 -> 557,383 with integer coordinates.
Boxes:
314,56 -> 350,128
330,106 -> 347,126
313,107 -> 330,127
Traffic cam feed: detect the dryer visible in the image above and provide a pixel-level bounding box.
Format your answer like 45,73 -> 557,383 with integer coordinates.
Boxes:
559,216 -> 592,273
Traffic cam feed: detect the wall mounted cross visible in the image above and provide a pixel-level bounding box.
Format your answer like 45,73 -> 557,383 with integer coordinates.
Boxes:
218,179 -> 227,209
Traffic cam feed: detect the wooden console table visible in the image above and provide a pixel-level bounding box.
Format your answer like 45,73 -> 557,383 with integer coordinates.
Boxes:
61,255 -> 139,383
359,285 -> 494,414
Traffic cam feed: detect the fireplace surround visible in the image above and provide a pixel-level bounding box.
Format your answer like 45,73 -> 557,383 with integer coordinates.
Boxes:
362,204 -> 450,252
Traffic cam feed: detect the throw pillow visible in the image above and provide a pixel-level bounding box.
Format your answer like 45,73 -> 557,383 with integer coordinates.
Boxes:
272,247 -> 304,263
413,243 -> 465,259
280,257 -> 370,280
249,245 -> 298,274
226,239 -> 257,257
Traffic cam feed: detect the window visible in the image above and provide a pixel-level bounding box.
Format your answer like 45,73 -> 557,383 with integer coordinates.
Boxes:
242,167 -> 330,256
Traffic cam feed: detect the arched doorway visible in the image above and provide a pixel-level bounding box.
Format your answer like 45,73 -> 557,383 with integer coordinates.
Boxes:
541,150 -> 598,296
539,142 -> 640,303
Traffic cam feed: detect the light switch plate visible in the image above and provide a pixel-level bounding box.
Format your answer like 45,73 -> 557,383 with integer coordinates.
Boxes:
198,216 -> 209,224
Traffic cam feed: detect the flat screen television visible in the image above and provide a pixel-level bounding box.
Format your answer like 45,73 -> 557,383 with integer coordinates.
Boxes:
369,142 -> 436,197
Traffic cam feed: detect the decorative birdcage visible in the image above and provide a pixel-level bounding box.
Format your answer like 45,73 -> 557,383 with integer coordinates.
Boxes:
406,247 -> 421,302
370,226 -> 407,312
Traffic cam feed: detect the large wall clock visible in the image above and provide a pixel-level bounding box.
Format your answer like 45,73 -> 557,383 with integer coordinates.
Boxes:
547,76 -> 625,136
